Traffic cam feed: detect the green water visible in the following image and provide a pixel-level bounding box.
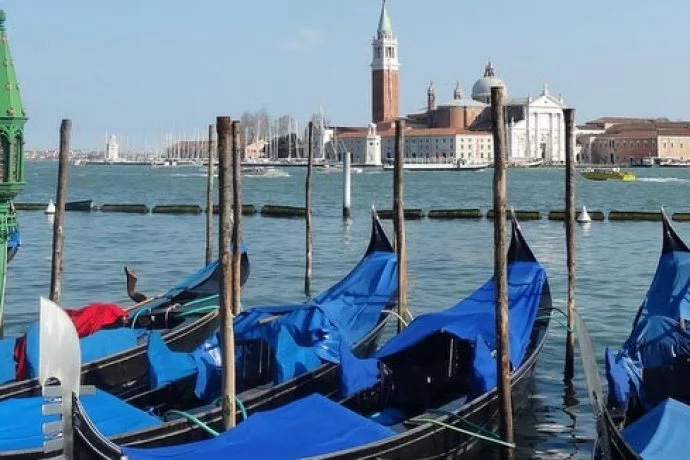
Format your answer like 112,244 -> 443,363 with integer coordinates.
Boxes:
8,162 -> 690,458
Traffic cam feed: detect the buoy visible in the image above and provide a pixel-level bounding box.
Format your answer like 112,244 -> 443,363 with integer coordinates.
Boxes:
577,205 -> 592,224
44,199 -> 56,215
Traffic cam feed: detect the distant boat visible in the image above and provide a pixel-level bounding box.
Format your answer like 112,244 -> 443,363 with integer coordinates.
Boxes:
383,161 -> 489,171
659,158 -> 690,168
577,206 -> 592,223
581,167 -> 636,181
509,159 -> 543,168
44,199 -> 55,215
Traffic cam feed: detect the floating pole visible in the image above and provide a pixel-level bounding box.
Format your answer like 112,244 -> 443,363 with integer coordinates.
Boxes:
49,119 -> 71,304
394,118 -> 407,333
491,86 -> 514,460
216,116 -> 236,430
343,151 -> 351,219
564,108 -> 576,381
205,123 -> 215,265
305,121 -> 313,297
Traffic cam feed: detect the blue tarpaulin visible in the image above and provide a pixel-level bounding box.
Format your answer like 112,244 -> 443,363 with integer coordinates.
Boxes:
607,218 -> 690,408
340,260 -> 546,398
25,324 -> 146,379
122,394 -> 394,460
147,248 -> 397,399
621,398 -> 690,459
0,338 -> 15,384
0,389 -> 161,451
147,331 -> 197,389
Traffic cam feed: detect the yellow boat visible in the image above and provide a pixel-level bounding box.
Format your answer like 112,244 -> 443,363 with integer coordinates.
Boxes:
581,167 -> 636,181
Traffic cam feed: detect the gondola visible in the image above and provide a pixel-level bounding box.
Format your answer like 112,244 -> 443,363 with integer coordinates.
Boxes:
590,212 -> 690,459
0,247 -> 250,400
79,217 -> 551,460
0,213 -> 397,459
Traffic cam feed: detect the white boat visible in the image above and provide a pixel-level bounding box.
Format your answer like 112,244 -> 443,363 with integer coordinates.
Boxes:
45,199 -> 56,215
577,206 -> 592,224
382,161 -> 489,171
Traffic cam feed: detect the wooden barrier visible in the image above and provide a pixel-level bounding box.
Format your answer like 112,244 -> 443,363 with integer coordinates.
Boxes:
261,204 -> 307,218
487,210 -> 541,220
100,204 -> 149,214
672,213 -> 690,222
428,209 -> 482,219
152,205 -> 203,215
608,210 -> 661,221
211,204 -> 257,215
548,209 -> 605,221
378,209 -> 425,220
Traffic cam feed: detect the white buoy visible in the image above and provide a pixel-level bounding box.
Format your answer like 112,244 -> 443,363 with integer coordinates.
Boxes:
44,199 -> 56,215
577,205 -> 592,224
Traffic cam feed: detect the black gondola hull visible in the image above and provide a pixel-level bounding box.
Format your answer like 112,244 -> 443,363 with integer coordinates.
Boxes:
71,314 -> 390,460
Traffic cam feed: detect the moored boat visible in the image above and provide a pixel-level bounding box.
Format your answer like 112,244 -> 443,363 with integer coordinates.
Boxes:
591,212 -> 690,459
76,217 -> 551,459
581,167 -> 636,181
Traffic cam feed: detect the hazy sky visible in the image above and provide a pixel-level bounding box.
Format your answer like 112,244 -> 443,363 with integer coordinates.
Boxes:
5,0 -> 689,149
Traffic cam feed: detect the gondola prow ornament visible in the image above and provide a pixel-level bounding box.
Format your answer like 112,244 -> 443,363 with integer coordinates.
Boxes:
39,297 -> 94,459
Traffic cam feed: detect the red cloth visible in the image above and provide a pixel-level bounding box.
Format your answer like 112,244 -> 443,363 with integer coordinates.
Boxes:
64,303 -> 127,338
13,303 -> 127,380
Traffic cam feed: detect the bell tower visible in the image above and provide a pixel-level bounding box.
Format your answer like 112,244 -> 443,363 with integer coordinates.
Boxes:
371,0 -> 399,124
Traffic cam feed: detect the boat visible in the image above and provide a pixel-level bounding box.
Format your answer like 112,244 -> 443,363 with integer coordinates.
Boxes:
590,213 -> 690,459
658,158 -> 690,168
6,229 -> 19,263
0,247 -> 250,401
76,217 -> 551,459
65,199 -> 94,212
581,167 -> 636,181
44,199 -> 55,215
382,160 -> 490,172
1,214 -> 397,458
577,206 -> 592,224
242,166 -> 289,178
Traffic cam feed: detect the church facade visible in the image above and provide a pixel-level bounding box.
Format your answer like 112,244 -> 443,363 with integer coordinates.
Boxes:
330,1 -> 568,166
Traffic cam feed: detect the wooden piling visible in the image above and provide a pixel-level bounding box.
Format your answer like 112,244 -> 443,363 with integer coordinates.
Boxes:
343,151 -> 351,219
394,119 -> 407,334
564,108 -> 576,381
491,86 -> 514,460
216,116 -> 236,430
49,119 -> 71,304
205,123 -> 214,265
231,120 -> 242,317
305,122 -> 313,297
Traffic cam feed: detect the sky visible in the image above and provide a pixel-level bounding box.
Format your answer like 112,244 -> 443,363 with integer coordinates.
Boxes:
4,0 -> 690,150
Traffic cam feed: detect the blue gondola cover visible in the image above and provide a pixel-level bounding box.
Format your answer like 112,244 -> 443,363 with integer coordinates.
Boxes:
122,394 -> 394,460
621,398 -> 690,458
0,389 -> 161,451
340,260 -> 546,398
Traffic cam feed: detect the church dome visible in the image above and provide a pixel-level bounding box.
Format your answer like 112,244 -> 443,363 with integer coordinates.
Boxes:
471,61 -> 506,103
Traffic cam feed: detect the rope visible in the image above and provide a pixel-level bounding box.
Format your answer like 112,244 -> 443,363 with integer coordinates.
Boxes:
165,410 -> 219,437
428,409 -> 506,440
212,396 -> 248,420
535,313 -> 574,333
381,309 -> 409,327
182,294 -> 220,308
130,307 -> 151,329
178,305 -> 221,317
408,417 -> 515,449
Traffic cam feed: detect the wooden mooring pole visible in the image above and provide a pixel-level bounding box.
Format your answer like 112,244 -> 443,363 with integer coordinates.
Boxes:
231,120 -> 242,316
394,119 -> 407,333
491,86 -> 514,460
49,119 -> 71,303
217,116 -> 236,430
343,151 -> 351,219
305,121 -> 313,297
205,123 -> 214,265
564,108 -> 576,381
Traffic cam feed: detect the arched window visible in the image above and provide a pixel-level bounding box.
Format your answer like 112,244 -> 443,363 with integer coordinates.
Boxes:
0,134 -> 7,181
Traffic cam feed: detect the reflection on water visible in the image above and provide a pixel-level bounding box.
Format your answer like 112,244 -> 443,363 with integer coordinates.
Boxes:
8,162 -> 690,458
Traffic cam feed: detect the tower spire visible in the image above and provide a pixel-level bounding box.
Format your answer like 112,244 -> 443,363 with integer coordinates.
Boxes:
454,81 -> 463,100
377,0 -> 394,38
484,60 -> 495,77
427,81 -> 436,111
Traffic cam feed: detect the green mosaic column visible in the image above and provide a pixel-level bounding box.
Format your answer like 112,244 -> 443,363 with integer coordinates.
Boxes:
0,10 -> 27,336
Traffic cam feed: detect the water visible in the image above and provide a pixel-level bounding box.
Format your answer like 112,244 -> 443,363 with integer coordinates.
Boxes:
11,162 -> 690,458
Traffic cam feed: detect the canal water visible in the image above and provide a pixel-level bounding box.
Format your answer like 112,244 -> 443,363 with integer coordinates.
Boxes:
8,162 -> 690,458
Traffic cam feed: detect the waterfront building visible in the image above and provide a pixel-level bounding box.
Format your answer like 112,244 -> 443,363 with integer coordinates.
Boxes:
583,117 -> 690,165
329,1 -> 568,166
105,135 -> 119,161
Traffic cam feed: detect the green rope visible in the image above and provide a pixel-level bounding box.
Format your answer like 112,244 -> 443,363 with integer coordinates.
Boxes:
130,307 -> 151,329
408,417 -> 515,449
428,409 -> 506,441
182,294 -> 219,308
165,410 -> 219,437
213,396 -> 248,420
535,314 -> 574,333
178,305 -> 220,317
